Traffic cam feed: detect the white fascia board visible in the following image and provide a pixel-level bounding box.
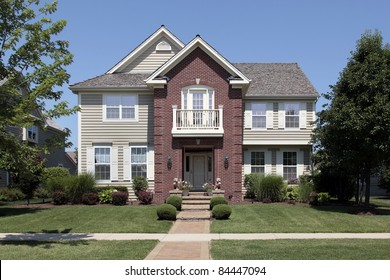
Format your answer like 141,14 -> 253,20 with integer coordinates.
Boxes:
107,26 -> 185,74
146,37 -> 251,85
243,140 -> 312,145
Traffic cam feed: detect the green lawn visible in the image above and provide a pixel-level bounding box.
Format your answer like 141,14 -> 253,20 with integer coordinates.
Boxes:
211,201 -> 390,233
211,239 -> 390,260
0,240 -> 158,260
0,205 -> 172,233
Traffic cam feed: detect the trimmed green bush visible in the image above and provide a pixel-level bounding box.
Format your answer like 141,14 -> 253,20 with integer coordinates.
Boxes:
66,173 -> 95,204
212,204 -> 232,220
137,190 -> 153,205
317,192 -> 331,205
42,167 -> 70,186
156,204 -> 177,220
166,195 -> 182,211
210,196 -> 228,210
111,191 -> 128,206
132,176 -> 148,197
244,174 -> 260,199
45,176 -> 71,193
255,175 -> 284,202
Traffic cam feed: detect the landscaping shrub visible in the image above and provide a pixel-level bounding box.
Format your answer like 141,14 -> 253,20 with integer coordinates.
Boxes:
283,185 -> 298,202
82,192 -> 99,205
52,191 -> 67,205
212,204 -> 232,220
255,175 -> 284,202
244,174 -> 259,199
98,189 -> 113,204
312,169 -> 354,201
45,176 -> 72,193
317,192 -> 331,205
111,191 -> 128,206
66,173 -> 95,204
132,176 -> 148,197
166,195 -> 182,211
156,204 -> 177,220
94,186 -> 129,193
297,181 -> 314,203
0,187 -> 25,201
210,196 -> 228,210
42,167 -> 70,186
137,190 -> 153,205
309,191 -> 318,205
34,187 -> 51,203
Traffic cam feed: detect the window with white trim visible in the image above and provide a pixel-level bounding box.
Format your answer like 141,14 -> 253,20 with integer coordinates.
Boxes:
26,125 -> 38,143
182,86 -> 214,110
104,94 -> 137,120
283,152 -> 297,180
252,103 -> 266,128
285,103 -> 300,128
131,146 -> 147,178
251,151 -> 265,174
94,147 -> 111,181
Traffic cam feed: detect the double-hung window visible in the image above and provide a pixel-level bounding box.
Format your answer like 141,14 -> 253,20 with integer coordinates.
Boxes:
252,103 -> 266,128
95,147 -> 111,181
104,94 -> 137,121
26,125 -> 38,143
283,152 -> 297,180
251,151 -> 265,174
131,146 -> 147,178
285,103 -> 300,128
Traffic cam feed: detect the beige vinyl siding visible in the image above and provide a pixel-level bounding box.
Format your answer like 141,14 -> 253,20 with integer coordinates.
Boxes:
121,35 -> 181,74
79,92 -> 154,188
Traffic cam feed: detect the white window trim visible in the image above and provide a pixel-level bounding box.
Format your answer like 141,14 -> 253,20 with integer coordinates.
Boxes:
130,145 -> 148,180
250,151 -> 266,173
103,94 -> 139,122
94,146 -> 111,183
283,151 -> 298,180
24,126 -> 39,143
284,102 -> 300,130
181,86 -> 215,110
251,102 -> 267,130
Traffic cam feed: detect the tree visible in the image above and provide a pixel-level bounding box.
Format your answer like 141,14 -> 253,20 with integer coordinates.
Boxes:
314,30 -> 390,207
0,0 -> 77,199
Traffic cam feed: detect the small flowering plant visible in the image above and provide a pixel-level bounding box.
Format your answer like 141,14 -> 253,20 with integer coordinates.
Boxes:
203,181 -> 215,191
173,178 -> 192,190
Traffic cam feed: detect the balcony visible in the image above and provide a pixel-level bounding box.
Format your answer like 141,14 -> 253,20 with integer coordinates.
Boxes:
172,105 -> 224,137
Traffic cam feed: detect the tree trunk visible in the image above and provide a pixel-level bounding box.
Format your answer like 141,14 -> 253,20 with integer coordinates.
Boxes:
355,173 -> 359,204
364,171 -> 371,208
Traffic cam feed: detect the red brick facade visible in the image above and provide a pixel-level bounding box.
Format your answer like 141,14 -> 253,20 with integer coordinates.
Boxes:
153,47 -> 243,203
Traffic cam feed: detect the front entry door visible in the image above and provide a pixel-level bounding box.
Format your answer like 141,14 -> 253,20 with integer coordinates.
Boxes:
192,155 -> 206,190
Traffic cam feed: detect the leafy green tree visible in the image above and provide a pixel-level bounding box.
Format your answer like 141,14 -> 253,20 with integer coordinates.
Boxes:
0,0 -> 77,200
314,30 -> 390,207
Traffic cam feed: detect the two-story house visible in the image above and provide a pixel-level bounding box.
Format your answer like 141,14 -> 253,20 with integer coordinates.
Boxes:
70,26 -> 319,202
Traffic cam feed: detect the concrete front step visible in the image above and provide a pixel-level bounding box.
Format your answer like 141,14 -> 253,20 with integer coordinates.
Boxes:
182,200 -> 210,205
177,211 -> 211,220
182,204 -> 210,211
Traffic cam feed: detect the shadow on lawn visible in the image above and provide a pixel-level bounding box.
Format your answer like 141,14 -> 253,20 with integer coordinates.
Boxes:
0,231 -> 93,246
0,207 -> 49,217
311,201 -> 390,216
0,239 -> 91,248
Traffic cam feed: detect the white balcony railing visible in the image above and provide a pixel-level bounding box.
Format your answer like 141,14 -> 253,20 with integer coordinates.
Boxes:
172,105 -> 224,137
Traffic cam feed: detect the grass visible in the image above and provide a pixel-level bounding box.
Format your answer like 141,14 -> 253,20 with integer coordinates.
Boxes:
0,205 -> 172,233
211,239 -> 390,260
211,200 -> 390,233
0,240 -> 158,260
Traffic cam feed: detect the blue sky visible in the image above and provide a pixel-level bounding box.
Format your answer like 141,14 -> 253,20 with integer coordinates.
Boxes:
50,0 -> 390,150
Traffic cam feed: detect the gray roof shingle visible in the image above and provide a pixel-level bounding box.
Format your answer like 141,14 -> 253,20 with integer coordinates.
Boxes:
233,63 -> 319,97
70,63 -> 318,98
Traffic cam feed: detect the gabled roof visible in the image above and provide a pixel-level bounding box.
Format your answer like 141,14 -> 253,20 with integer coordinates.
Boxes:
70,73 -> 149,90
145,35 -> 250,87
106,25 -> 185,74
234,63 -> 319,97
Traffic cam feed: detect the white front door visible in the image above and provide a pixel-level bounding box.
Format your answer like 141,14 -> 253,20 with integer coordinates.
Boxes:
192,155 -> 206,189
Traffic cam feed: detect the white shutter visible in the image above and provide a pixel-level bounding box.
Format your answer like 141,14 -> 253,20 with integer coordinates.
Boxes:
276,151 -> 283,176
123,147 -> 131,181
297,150 -> 304,177
147,147 -> 154,180
266,103 -> 273,129
278,103 -> 285,129
265,151 -> 272,174
86,147 -> 94,174
111,147 -> 118,181
243,150 -> 251,174
299,102 -> 307,129
244,103 -> 252,129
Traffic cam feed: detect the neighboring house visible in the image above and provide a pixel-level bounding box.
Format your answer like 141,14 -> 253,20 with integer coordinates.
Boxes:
70,26 -> 319,202
0,112 -> 75,186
